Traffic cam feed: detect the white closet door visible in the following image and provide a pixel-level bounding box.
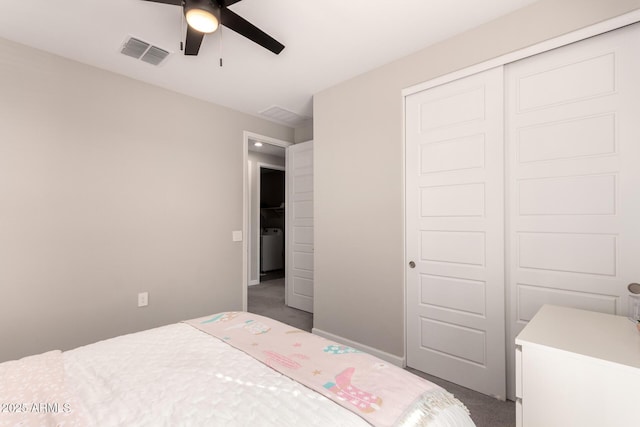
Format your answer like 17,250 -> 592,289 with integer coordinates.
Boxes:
505,23 -> 640,400
286,141 -> 314,313
406,67 -> 506,399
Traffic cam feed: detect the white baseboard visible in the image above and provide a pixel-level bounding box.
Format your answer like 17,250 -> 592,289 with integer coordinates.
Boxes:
248,279 -> 260,286
312,328 -> 406,368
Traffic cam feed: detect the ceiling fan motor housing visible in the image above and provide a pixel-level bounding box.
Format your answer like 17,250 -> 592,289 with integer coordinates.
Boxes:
184,0 -> 220,29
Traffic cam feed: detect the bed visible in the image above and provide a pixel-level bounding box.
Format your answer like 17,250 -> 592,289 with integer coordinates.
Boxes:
0,312 -> 475,427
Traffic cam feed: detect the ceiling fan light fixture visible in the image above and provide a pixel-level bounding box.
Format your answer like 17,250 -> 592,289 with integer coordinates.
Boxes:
185,0 -> 219,34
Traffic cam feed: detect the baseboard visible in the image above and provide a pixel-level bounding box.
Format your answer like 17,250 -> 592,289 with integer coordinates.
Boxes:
312,328 -> 406,368
248,279 -> 260,286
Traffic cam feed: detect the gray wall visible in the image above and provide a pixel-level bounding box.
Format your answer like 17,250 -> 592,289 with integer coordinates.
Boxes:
0,38 -> 293,363
313,0 -> 640,357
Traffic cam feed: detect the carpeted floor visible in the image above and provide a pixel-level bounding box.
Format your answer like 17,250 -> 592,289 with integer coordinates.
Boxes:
248,278 -> 515,427
248,278 -> 312,332
406,368 -> 515,426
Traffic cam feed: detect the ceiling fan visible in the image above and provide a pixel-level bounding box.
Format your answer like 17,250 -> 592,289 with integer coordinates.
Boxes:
142,0 -> 285,56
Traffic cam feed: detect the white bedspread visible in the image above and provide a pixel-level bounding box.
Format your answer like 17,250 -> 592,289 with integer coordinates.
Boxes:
63,323 -> 370,426
61,323 -> 474,427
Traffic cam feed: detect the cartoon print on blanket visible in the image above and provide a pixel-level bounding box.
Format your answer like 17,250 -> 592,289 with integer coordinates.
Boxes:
263,351 -> 310,370
201,312 -> 239,324
203,313 -> 271,335
324,367 -> 383,413
323,344 -> 361,355
185,311 -> 473,427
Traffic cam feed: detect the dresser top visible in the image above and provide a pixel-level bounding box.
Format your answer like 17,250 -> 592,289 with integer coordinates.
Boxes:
516,305 -> 640,369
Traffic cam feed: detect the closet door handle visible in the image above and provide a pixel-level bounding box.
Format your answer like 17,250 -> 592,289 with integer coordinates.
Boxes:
409,261 -> 416,269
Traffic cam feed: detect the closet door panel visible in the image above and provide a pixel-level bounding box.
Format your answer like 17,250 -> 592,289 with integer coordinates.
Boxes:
505,23 -> 640,400
406,67 -> 506,399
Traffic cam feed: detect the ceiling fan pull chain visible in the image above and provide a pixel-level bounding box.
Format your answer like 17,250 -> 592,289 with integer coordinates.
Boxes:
219,21 -> 224,67
180,7 -> 185,51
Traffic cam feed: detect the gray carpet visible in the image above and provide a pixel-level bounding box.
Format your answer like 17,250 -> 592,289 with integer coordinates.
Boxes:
248,278 -> 514,427
406,368 -> 515,427
248,278 -> 312,332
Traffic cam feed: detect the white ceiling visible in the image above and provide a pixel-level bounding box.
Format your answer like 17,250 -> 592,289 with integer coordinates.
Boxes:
0,0 -> 537,126
249,141 -> 285,158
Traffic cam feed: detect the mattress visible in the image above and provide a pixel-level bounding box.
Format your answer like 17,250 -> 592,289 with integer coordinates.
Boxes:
1,317 -> 475,427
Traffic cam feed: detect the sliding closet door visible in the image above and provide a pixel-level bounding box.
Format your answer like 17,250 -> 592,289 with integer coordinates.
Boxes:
406,67 -> 506,399
505,23 -> 640,399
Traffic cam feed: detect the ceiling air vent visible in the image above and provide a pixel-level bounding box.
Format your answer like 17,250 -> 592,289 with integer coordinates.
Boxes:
140,46 -> 170,65
121,37 -> 170,66
259,106 -> 311,128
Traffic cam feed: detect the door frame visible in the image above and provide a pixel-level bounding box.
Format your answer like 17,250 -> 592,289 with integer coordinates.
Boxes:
242,131 -> 292,311
402,9 -> 640,396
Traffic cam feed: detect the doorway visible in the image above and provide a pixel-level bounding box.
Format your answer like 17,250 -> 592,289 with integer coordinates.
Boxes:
247,141 -> 286,287
243,132 -> 313,331
258,165 -> 285,281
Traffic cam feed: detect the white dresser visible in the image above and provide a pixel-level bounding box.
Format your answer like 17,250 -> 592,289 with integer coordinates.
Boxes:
515,305 -> 640,427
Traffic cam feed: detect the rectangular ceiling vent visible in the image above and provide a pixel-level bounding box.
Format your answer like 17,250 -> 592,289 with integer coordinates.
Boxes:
121,37 -> 170,66
259,106 -> 311,128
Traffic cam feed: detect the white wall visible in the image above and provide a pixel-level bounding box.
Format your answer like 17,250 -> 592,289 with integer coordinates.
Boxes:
0,37 -> 293,363
313,0 -> 640,357
247,151 -> 286,284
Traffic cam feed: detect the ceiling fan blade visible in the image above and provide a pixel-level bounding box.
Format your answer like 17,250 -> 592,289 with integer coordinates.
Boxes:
184,26 -> 205,55
220,8 -> 284,54
216,0 -> 242,6
140,0 -> 183,5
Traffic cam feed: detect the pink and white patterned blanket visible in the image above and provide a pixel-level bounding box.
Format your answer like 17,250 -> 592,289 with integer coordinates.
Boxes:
185,311 -> 470,427
0,350 -> 88,427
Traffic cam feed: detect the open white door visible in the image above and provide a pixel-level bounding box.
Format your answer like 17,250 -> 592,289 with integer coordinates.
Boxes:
405,67 -> 506,399
286,141 -> 314,313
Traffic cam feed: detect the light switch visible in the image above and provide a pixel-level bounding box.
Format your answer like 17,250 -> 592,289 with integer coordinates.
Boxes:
138,292 -> 149,307
232,230 -> 243,242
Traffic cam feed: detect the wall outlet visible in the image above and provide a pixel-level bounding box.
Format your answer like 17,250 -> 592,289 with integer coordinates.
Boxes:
138,292 -> 149,307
